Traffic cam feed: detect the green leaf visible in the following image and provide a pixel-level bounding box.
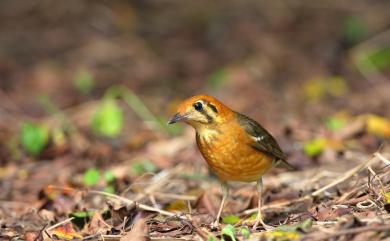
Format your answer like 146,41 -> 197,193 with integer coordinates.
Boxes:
52,127 -> 66,146
131,160 -> 157,175
343,16 -> 367,43
103,170 -> 115,183
357,47 -> 390,72
20,122 -> 49,155
239,226 -> 250,239
142,160 -> 157,173
91,99 -> 123,137
276,218 -> 313,233
70,210 -> 94,218
74,70 -> 94,94
265,230 -> 300,241
104,185 -> 115,194
222,215 -> 241,224
265,219 -> 312,241
131,163 -> 145,175
245,213 -> 257,221
325,116 -> 346,131
300,219 -> 313,232
303,138 -> 327,157
384,192 -> 390,204
83,168 -> 100,186
207,68 -> 228,89
221,224 -> 236,241
207,235 -> 217,241
369,47 -> 390,71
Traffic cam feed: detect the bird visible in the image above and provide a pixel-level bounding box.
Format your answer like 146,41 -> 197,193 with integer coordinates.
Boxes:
168,94 -> 293,230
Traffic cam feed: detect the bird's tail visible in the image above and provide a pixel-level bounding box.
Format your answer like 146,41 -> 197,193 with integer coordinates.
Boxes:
275,159 -> 296,171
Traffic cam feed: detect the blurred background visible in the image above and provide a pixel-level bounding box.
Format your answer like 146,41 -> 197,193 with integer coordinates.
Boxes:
0,0 -> 390,238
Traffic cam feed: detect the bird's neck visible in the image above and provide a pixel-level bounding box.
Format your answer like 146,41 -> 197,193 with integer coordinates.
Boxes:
194,123 -> 224,143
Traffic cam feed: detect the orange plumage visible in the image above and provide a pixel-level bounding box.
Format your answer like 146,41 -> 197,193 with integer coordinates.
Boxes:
195,115 -> 274,182
168,94 -> 292,230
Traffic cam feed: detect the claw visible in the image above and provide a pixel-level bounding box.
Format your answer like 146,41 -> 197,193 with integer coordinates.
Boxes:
210,220 -> 220,231
252,220 -> 274,231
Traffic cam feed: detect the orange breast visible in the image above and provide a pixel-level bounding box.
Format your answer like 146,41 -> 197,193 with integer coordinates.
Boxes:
196,122 -> 274,182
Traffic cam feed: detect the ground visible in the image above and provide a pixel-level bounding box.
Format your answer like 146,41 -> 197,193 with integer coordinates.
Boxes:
0,0 -> 389,240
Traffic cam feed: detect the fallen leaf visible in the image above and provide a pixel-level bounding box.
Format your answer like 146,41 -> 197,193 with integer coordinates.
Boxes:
20,122 -> 49,156
91,98 -> 123,137
84,212 -> 109,235
276,218 -> 312,233
303,138 -> 328,157
221,224 -> 236,241
239,226 -> 250,239
222,215 -> 241,225
264,230 -> 301,241
52,223 -> 83,240
120,217 -> 149,241
364,114 -> 390,137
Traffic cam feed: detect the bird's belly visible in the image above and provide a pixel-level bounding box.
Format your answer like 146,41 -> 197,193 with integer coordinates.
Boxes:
197,134 -> 273,182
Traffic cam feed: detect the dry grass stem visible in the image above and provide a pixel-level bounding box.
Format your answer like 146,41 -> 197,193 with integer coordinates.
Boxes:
89,190 -> 178,217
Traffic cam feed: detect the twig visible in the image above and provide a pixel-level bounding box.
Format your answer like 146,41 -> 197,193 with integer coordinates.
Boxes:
367,166 -> 386,195
243,196 -> 310,215
375,152 -> 390,165
88,190 -> 178,217
336,182 -> 367,204
311,154 -> 379,197
194,226 -> 220,241
45,217 -> 74,232
337,194 -> 369,205
43,185 -> 182,218
336,169 -> 389,204
99,234 -> 122,239
152,192 -> 197,201
245,153 -> 383,215
130,165 -> 184,202
305,224 -> 390,240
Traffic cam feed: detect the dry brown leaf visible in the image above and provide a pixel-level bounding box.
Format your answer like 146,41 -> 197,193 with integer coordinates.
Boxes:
120,217 -> 149,241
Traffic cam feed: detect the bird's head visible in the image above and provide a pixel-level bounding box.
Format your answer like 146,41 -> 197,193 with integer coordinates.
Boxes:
168,95 -> 233,129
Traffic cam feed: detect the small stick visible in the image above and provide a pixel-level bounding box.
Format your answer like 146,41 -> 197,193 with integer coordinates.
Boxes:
45,217 -> 74,231
367,166 -> 386,193
375,152 -> 390,165
89,190 -> 177,217
43,186 -> 180,218
306,224 -> 390,240
152,192 -> 197,201
243,196 -> 310,215
130,165 -> 183,202
245,153 -> 383,215
311,154 -> 379,197
337,195 -> 369,205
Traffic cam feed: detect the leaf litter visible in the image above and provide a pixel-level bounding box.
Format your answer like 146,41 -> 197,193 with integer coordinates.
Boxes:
0,1 -> 390,241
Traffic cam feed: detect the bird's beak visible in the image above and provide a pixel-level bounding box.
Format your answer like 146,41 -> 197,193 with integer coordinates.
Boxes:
168,113 -> 187,124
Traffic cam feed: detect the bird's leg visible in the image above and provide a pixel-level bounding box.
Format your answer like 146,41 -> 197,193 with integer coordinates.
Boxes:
253,178 -> 274,231
211,182 -> 229,229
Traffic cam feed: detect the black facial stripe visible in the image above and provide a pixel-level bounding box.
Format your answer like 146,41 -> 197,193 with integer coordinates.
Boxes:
200,109 -> 213,123
207,103 -> 218,113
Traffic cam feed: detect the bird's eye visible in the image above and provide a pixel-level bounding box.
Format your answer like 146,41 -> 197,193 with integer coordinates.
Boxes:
193,101 -> 203,111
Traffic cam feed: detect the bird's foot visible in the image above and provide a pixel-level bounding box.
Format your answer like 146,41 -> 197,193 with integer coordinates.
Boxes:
252,220 -> 274,231
210,220 -> 221,231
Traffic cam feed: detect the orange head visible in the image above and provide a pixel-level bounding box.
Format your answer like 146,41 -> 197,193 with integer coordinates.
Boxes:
168,95 -> 234,129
